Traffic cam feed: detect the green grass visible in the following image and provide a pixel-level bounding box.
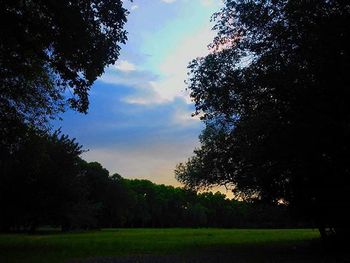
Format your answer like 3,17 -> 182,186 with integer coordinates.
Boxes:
0,228 -> 322,263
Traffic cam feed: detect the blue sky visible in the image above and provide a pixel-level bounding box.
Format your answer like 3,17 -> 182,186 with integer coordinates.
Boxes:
55,0 -> 223,186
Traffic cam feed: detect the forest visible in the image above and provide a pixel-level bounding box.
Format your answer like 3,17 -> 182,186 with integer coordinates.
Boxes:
0,129 -> 301,231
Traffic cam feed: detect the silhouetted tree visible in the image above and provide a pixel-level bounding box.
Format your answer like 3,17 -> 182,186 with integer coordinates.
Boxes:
77,162 -> 133,228
0,0 -> 129,231
0,129 -> 88,231
176,0 -> 350,239
0,0 -> 128,127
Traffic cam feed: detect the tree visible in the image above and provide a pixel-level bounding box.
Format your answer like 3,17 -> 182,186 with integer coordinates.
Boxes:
0,0 -> 130,231
0,0 -> 128,127
0,129 -> 88,231
77,162 -> 133,228
176,0 -> 350,239
0,130 -> 137,231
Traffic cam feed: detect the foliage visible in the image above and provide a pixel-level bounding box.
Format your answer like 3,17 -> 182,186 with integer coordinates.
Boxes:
0,128 -> 300,231
123,179 -> 298,228
0,0 -> 128,126
77,162 -> 133,229
0,0 -> 130,232
0,2 -> 129,215
0,130 -> 132,231
0,128 -> 85,231
175,0 -> 350,237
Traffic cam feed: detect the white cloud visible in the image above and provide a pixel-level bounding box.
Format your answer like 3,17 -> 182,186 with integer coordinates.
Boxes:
200,0 -> 225,7
122,82 -> 165,105
100,70 -> 156,87
147,24 -> 216,104
101,24 -> 215,106
172,107 -> 200,127
161,0 -> 177,3
131,4 -> 139,10
115,60 -> 136,72
99,1 -> 220,107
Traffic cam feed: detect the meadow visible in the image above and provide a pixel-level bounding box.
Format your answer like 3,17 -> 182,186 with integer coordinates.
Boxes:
0,228 -> 335,263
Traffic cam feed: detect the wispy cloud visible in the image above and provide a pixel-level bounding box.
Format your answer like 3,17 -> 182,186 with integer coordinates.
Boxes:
122,84 -> 165,105
161,0 -> 177,3
137,25 -> 215,105
55,82 -> 202,185
149,24 -> 216,104
131,4 -> 139,10
172,107 -> 200,127
98,0 -> 221,106
99,26 -> 216,106
56,0 -> 225,188
100,64 -> 157,85
115,60 -> 137,72
200,0 -> 220,7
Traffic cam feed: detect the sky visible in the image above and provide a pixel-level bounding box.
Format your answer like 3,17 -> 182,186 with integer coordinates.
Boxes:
55,0 -> 224,187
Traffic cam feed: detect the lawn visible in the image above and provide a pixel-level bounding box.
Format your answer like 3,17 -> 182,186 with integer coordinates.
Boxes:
0,228 -> 334,263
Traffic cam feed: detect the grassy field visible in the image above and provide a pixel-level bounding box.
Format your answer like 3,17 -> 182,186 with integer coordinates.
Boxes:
0,228 -> 339,263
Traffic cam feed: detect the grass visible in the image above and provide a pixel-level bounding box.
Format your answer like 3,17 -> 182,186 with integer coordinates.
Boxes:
0,228 -> 328,263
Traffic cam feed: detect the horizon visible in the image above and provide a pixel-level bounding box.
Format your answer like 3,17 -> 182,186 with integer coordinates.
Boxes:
54,0 -> 224,189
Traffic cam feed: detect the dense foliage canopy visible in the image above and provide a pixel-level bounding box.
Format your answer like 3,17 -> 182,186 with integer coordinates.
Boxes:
0,129 -> 84,231
0,0 -> 128,127
0,1 -> 129,227
175,0 -> 350,237
0,130 -> 297,231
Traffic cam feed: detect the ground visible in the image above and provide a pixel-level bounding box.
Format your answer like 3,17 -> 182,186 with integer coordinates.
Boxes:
0,228 -> 348,263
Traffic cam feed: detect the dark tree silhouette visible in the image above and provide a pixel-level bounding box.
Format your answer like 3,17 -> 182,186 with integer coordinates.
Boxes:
0,1 -> 129,226
0,138 -> 298,232
175,0 -> 350,239
0,129 -> 86,231
0,0 -> 128,127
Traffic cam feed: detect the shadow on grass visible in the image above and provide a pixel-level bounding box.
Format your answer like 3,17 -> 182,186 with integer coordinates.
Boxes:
1,229 -> 349,263
69,239 -> 350,263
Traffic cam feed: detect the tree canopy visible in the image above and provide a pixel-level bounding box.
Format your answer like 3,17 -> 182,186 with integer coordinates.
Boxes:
175,0 -> 350,238
0,0 -> 128,127
0,130 -> 297,231
0,0 -> 130,231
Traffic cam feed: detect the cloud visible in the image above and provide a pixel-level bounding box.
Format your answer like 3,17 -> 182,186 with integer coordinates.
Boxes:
172,107 -> 200,127
101,24 -> 215,105
57,82 -> 202,142
55,82 -> 202,185
131,4 -> 139,10
115,60 -> 136,72
142,23 -> 216,104
121,83 -> 165,105
98,0 -> 221,106
199,0 -> 222,7
55,0 -> 230,196
161,0 -> 176,3
99,67 -> 166,105
100,65 -> 158,85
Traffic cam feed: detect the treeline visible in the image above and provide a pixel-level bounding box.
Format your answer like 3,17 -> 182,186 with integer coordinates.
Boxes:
0,128 -> 304,232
